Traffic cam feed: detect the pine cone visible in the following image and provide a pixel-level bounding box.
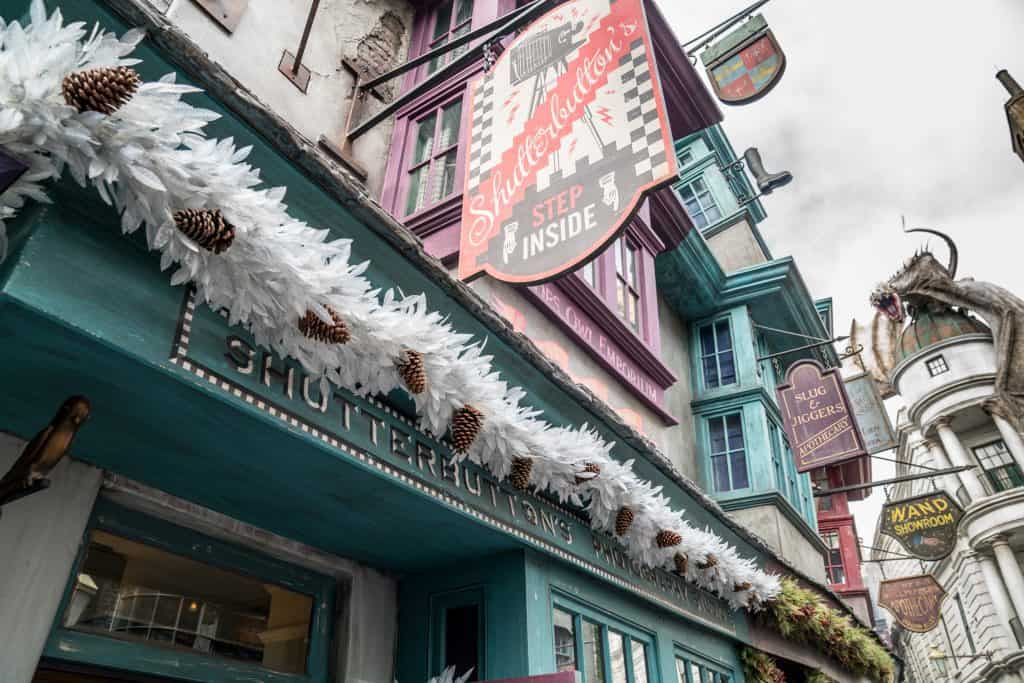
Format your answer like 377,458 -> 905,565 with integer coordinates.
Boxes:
174,208 -> 235,254
614,506 -> 634,536
734,582 -> 752,592
450,405 -> 484,455
656,529 -> 682,548
509,456 -> 533,491
698,554 -> 718,570
298,306 -> 351,344
397,349 -> 427,394
62,66 -> 141,115
673,553 -> 688,575
574,461 -> 601,485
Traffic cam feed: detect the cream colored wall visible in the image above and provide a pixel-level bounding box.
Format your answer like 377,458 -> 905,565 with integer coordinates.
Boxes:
159,0 -> 414,194
728,505 -> 828,583
704,219 -> 769,273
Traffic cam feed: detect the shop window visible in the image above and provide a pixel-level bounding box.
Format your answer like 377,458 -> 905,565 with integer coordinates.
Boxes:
51,503 -> 335,682
822,529 -> 846,585
675,651 -> 732,683
973,439 -> 1024,493
425,0 -> 474,75
699,319 -> 736,389
405,98 -> 464,216
708,413 -> 748,492
678,177 -> 721,229
926,355 -> 949,377
614,238 -> 642,333
552,602 -> 653,683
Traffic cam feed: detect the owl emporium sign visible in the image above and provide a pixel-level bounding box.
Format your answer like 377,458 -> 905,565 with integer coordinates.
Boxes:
879,492 -> 964,561
458,0 -> 677,285
878,574 -> 947,633
776,360 -> 867,472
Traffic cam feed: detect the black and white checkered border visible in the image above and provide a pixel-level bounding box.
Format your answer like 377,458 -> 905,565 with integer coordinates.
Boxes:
167,289 -> 737,634
466,75 -> 496,192
619,39 -> 669,180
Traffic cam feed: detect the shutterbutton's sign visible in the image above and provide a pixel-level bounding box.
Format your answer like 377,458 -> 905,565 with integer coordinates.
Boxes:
459,0 -> 677,284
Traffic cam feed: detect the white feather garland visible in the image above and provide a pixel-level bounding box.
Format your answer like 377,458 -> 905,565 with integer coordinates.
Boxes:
0,1 -> 781,608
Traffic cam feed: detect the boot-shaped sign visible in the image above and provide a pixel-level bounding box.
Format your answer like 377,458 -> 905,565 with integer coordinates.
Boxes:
458,0 -> 677,285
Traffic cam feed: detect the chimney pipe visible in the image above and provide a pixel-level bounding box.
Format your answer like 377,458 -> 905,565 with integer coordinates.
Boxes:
997,69 -> 1022,97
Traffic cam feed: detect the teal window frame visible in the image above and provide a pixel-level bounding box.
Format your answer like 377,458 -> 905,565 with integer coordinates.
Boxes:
678,176 -> 723,230
698,318 -> 736,390
705,412 -> 749,493
43,499 -> 336,683
430,586 -> 485,680
674,645 -> 733,683
551,592 -> 659,683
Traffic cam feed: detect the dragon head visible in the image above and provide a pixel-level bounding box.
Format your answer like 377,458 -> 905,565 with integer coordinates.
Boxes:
871,227 -> 959,320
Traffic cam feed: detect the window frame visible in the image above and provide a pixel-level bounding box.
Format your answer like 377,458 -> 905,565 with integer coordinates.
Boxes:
706,412 -> 749,493
677,176 -> 722,230
613,236 -> 643,333
402,94 -> 467,218
674,646 -> 733,683
972,439 -> 1024,493
926,355 -> 950,377
551,593 -> 658,683
44,499 -> 336,683
698,318 -> 736,390
418,0 -> 476,78
821,528 -> 847,585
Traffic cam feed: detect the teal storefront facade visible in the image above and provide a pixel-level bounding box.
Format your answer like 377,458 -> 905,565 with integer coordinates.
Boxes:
0,1 -> 878,682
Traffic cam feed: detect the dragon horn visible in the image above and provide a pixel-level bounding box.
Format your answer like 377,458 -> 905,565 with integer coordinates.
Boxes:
906,227 -> 958,278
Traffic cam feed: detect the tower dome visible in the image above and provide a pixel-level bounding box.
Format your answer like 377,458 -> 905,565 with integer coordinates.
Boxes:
898,309 -> 990,360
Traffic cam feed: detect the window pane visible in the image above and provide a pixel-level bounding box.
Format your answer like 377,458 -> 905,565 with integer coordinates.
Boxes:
627,293 -> 639,331
439,101 -> 463,150
583,621 -> 606,683
714,320 -> 731,351
406,165 -> 431,215
730,450 -> 748,489
631,640 -> 649,683
455,0 -> 473,24
712,455 -> 730,492
434,150 -> 459,202
432,0 -> 453,40
699,325 -> 716,356
412,114 -> 437,166
709,417 -> 726,454
725,414 -> 744,450
625,243 -> 638,287
609,632 -> 627,683
582,260 -> 596,288
64,530 -> 312,675
718,351 -> 735,385
553,608 -> 577,672
427,39 -> 449,74
691,663 -> 701,683
676,657 -> 687,683
705,204 -> 722,223
616,280 -> 626,319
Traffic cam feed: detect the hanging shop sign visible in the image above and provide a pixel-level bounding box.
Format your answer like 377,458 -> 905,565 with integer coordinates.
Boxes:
844,372 -> 897,455
878,574 -> 947,633
699,14 -> 786,105
458,0 -> 677,285
879,492 -> 964,561
776,360 -> 867,472
483,675 -> 579,683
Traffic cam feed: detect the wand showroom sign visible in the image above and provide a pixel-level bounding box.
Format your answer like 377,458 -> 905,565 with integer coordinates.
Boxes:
879,492 -> 964,561
776,360 -> 867,472
458,0 -> 677,284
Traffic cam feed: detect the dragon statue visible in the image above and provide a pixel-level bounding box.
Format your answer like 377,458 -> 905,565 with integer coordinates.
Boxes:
868,227 -> 1024,422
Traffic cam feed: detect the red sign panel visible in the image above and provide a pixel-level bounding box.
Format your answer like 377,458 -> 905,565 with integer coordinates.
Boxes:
878,574 -> 947,633
458,0 -> 677,285
776,360 -> 867,472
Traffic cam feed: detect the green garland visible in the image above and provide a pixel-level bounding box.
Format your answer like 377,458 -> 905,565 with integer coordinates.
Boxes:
764,578 -> 894,682
741,648 -> 786,682
805,672 -> 838,683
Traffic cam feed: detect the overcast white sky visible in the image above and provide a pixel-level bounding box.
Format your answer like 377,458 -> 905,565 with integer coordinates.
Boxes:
661,1 -> 1024,562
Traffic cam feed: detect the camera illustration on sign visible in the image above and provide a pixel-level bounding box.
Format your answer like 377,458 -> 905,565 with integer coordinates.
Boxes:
878,574 -> 947,633
879,491 -> 964,561
776,360 -> 868,472
458,0 -> 677,284
700,14 -> 786,105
